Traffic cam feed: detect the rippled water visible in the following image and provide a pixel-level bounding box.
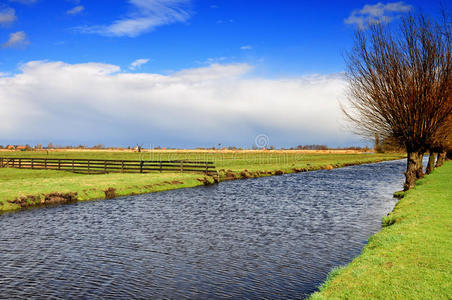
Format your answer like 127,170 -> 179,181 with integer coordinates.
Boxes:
0,159 -> 409,299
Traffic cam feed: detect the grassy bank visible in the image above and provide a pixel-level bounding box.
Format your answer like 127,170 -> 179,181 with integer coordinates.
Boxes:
0,151 -> 405,212
0,168 -> 205,211
310,161 -> 452,299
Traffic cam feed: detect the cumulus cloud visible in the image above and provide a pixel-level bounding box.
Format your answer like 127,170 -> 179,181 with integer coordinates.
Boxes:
345,1 -> 411,29
0,7 -> 16,26
0,61 -> 356,147
2,31 -> 29,48
129,58 -> 150,70
79,0 -> 191,37
67,5 -> 84,15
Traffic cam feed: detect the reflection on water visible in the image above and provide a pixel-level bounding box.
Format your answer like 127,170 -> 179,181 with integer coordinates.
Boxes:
0,160 -> 407,299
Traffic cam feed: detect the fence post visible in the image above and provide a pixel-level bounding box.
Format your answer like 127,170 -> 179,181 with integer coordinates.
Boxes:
104,161 -> 107,173
19,158 -> 22,169
180,161 -> 183,173
31,158 -> 34,169
121,161 -> 124,173
205,162 -> 208,175
58,159 -> 61,170
72,159 -> 74,172
44,159 -> 47,170
140,161 -> 144,173
88,160 -> 90,174
160,161 -> 162,173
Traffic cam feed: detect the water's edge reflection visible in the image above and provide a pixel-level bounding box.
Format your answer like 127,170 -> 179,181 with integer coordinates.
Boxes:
0,159 -> 408,299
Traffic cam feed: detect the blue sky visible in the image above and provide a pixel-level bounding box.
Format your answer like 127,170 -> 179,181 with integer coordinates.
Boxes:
0,0 -> 444,148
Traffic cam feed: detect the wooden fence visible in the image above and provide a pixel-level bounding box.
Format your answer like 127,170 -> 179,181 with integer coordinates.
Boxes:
0,157 -> 216,175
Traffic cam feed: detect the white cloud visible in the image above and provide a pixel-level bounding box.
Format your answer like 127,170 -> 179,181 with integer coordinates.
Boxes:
79,0 -> 191,37
345,1 -> 411,29
2,31 -> 29,48
67,5 -> 84,15
129,58 -> 150,70
0,7 -> 16,26
240,45 -> 252,50
0,61 -> 356,146
199,56 -> 227,65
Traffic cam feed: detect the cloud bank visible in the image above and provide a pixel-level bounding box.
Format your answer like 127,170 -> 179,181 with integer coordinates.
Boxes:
345,1 -> 411,29
79,0 -> 191,37
0,61 -> 357,147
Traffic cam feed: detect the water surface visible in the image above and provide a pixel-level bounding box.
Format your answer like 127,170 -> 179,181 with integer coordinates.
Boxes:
0,159 -> 407,299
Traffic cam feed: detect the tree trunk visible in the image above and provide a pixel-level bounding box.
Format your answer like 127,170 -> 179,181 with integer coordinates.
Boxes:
404,151 -> 423,191
426,152 -> 436,174
416,152 -> 425,179
436,151 -> 446,167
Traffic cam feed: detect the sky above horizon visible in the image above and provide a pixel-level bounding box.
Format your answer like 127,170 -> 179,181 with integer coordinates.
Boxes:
0,0 -> 443,148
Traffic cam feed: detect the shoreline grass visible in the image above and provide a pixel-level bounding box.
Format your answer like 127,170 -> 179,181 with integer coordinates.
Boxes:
310,161 -> 452,299
0,151 -> 405,212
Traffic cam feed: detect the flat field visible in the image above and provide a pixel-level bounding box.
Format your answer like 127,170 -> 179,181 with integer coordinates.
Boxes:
0,150 -> 405,212
0,149 -> 405,172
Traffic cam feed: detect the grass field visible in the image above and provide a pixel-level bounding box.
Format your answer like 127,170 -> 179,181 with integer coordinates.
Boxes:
0,149 -> 405,172
310,161 -> 452,299
0,150 -> 405,212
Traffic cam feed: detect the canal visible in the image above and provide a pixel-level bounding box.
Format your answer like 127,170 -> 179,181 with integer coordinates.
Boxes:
0,159 -> 407,299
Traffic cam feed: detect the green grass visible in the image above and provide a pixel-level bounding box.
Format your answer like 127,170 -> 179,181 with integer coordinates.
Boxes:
310,161 -> 452,299
0,150 -> 404,172
0,150 -> 405,212
0,168 -> 204,211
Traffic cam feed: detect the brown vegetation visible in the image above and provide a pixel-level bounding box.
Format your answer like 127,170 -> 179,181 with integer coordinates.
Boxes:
7,192 -> 78,208
104,188 -> 117,199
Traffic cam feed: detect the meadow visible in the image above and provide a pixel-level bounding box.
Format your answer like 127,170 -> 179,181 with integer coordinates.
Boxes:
0,150 -> 405,212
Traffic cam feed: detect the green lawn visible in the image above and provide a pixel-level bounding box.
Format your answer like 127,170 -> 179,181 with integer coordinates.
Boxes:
0,151 -> 405,212
310,161 -> 452,299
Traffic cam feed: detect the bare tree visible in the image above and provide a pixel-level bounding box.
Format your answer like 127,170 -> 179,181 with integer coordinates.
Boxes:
426,115 -> 452,173
436,116 -> 452,167
343,10 -> 452,190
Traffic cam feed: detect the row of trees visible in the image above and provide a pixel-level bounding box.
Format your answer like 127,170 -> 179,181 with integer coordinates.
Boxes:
344,9 -> 451,190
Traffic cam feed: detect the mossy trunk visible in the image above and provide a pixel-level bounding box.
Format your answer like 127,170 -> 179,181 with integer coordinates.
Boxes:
426,152 -> 436,174
404,151 -> 423,191
435,151 -> 446,168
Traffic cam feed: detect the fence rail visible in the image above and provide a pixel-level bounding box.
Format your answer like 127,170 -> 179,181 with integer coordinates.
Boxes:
0,157 -> 216,175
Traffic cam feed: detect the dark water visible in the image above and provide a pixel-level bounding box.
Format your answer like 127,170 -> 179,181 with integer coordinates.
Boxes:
0,160 -> 408,299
